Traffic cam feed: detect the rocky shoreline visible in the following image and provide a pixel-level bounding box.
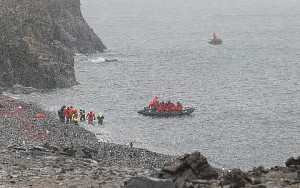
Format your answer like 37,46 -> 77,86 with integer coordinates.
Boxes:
0,95 -> 173,187
0,95 -> 299,188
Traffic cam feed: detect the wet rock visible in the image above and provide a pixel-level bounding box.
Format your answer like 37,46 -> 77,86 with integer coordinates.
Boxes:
32,146 -> 47,152
182,182 -> 195,188
74,145 -> 98,159
224,168 -> 252,188
7,145 -> 26,151
249,166 -> 269,178
191,179 -> 210,184
124,177 -> 175,188
60,145 -> 75,157
162,159 -> 185,174
285,156 -> 300,167
265,171 -> 282,179
251,185 -> 267,188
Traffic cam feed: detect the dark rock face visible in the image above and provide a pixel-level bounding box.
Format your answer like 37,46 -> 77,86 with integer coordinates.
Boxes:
0,0 -> 106,89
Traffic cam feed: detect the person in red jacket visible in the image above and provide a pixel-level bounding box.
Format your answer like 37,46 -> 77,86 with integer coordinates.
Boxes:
176,102 -> 183,111
68,106 -> 74,124
153,96 -> 159,107
169,103 -> 176,111
157,104 -> 164,111
164,103 -> 169,111
148,96 -> 159,108
86,111 -> 96,124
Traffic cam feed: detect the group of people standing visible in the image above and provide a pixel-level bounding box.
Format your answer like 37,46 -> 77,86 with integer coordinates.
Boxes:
57,106 -> 104,125
148,96 -> 183,111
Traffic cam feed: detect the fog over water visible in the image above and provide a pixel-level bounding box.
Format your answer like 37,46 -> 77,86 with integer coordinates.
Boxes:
10,0 -> 300,170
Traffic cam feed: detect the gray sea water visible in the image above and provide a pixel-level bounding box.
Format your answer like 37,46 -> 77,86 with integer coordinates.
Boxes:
8,0 -> 300,170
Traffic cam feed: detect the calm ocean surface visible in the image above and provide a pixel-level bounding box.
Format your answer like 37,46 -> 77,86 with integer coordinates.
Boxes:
9,0 -> 300,170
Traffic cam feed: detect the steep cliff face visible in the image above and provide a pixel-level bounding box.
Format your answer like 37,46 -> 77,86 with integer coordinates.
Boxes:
0,0 -> 106,89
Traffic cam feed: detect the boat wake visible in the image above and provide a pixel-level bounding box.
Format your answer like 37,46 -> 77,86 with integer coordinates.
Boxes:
89,57 -> 118,63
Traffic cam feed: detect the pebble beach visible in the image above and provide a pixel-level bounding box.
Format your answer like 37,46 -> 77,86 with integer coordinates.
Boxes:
0,95 -> 174,187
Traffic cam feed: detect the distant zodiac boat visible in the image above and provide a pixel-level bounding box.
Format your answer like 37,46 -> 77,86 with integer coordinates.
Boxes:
138,107 -> 195,117
209,33 -> 222,45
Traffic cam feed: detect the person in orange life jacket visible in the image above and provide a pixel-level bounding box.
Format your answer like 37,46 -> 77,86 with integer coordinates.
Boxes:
164,103 -> 169,111
68,106 -> 74,115
169,103 -> 176,111
73,109 -> 78,116
153,96 -> 159,107
167,100 -> 174,110
176,102 -> 183,111
86,111 -> 96,124
148,102 -> 154,108
160,101 -> 165,110
68,106 -> 74,124
157,104 -> 164,111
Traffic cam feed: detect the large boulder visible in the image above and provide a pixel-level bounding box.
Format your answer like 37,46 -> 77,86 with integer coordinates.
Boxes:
159,151 -> 219,185
224,168 -> 252,188
285,156 -> 300,167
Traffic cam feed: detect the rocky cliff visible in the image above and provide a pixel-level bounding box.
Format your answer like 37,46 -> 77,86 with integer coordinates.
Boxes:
0,0 -> 106,89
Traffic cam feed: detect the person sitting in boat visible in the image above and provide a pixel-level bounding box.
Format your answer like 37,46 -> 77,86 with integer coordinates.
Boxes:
213,33 -> 217,39
157,104 -> 164,111
148,102 -> 154,108
176,102 -> 183,111
164,103 -> 169,111
149,103 -> 156,110
149,96 -> 159,107
156,101 -> 164,111
169,103 -> 176,111
148,96 -> 160,109
153,96 -> 159,106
